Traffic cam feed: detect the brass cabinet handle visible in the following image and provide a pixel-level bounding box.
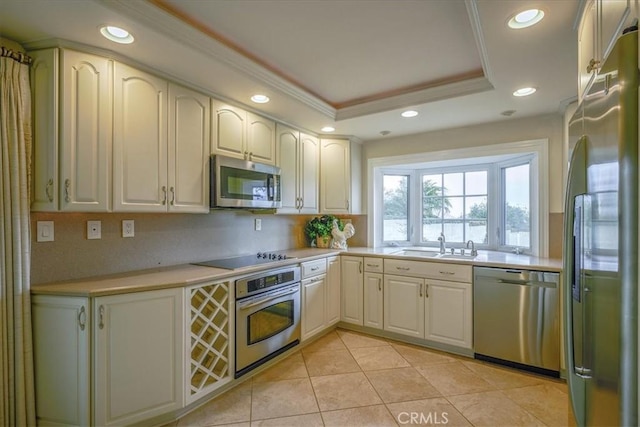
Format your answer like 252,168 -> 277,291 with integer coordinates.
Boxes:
161,186 -> 167,205
439,271 -> 455,275
420,283 -> 423,297
170,186 -> 175,205
425,284 -> 429,298
378,278 -> 382,292
396,266 -> 411,271
64,179 -> 70,203
78,306 -> 86,331
586,58 -> 600,73
359,261 -> 362,274
346,199 -> 349,210
46,178 -> 54,202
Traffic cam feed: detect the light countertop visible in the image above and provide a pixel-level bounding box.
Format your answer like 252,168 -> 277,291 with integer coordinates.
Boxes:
31,247 -> 562,297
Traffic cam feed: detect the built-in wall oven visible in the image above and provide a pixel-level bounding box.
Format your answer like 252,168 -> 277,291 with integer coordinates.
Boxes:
235,266 -> 301,378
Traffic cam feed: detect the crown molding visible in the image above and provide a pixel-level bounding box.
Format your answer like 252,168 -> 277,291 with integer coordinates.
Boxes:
465,0 -> 494,85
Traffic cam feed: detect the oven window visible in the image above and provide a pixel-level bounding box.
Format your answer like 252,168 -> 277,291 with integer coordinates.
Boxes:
247,300 -> 294,345
221,166 -> 269,201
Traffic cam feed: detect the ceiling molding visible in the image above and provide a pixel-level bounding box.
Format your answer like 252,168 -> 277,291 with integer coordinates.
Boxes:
97,0 -> 337,118
335,76 -> 494,121
465,0 -> 494,85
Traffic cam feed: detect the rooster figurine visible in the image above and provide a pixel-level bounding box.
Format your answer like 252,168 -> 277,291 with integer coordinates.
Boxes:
330,219 -> 355,249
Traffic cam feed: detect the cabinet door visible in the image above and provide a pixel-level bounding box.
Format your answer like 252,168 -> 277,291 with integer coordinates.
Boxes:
302,275 -> 327,341
384,274 -> 424,338
32,296 -> 90,426
425,280 -> 473,349
364,272 -> 384,329
326,256 -> 341,326
60,50 -> 111,211
113,63 -> 168,211
578,0 -> 598,100
320,138 -> 351,214
599,0 -> 631,61
247,112 -> 275,164
341,256 -> 363,325
299,133 -> 319,214
168,84 -> 210,213
213,102 -> 246,159
94,288 -> 184,426
30,48 -> 59,211
275,125 -> 300,213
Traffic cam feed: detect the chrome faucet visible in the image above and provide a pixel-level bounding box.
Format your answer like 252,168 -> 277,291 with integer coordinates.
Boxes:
466,240 -> 478,256
438,232 -> 446,254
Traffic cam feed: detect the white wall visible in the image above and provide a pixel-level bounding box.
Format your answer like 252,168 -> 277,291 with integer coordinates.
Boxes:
362,113 -> 565,213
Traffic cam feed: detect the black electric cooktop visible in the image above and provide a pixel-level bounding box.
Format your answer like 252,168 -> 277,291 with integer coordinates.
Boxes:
192,252 -> 296,270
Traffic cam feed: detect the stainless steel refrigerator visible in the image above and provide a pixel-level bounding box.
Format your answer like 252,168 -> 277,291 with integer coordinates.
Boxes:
564,29 -> 637,426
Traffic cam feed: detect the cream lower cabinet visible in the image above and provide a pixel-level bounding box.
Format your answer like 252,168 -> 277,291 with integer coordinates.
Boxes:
424,279 -> 473,349
301,258 -> 332,341
364,272 -> 384,329
340,256 -> 364,325
32,288 -> 184,426
382,259 -> 473,349
326,256 -> 341,325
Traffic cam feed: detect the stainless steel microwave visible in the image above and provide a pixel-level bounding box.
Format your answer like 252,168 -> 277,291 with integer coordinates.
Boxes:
210,155 -> 281,209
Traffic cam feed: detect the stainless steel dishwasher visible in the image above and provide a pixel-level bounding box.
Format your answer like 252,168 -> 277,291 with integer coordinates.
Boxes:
473,266 -> 560,376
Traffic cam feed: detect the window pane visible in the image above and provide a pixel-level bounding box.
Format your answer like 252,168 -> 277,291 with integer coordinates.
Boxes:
444,197 -> 463,219
443,221 -> 464,242
423,197 -> 442,219
504,164 -> 530,247
466,221 -> 488,244
423,174 -> 442,191
466,196 -> 487,219
443,173 -> 463,195
465,171 -> 487,195
383,175 -> 409,241
422,220 -> 442,242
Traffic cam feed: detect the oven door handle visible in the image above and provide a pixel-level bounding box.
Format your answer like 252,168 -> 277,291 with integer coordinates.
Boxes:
237,288 -> 298,310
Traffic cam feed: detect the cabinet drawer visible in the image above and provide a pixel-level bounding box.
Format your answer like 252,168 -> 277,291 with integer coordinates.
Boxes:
301,259 -> 327,278
384,259 -> 472,283
363,257 -> 383,273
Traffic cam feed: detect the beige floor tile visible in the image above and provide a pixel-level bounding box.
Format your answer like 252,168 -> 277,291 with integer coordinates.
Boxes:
303,348 -> 361,377
350,345 -> 410,371
252,352 -> 308,383
365,367 -> 441,403
210,424 -> 250,427
251,378 -> 319,420
177,381 -> 252,426
391,342 -> 458,366
448,390 -> 545,426
322,404 -> 398,427
311,372 -> 383,411
507,383 -> 571,426
415,361 -> 494,396
386,397 -> 472,426
461,360 -> 545,390
250,413 -> 324,426
302,330 -> 347,354
337,329 -> 390,349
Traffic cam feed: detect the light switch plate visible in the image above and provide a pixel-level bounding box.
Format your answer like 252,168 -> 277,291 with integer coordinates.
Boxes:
122,220 -> 135,238
254,218 -> 262,231
87,220 -> 101,240
36,221 -> 54,242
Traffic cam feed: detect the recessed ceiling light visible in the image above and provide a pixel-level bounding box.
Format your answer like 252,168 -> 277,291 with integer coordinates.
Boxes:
99,25 -> 134,44
250,94 -> 270,104
401,110 -> 419,118
321,126 -> 335,132
508,9 -> 544,29
513,87 -> 537,97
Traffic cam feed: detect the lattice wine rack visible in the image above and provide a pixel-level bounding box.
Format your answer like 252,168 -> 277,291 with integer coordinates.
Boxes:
188,282 -> 231,402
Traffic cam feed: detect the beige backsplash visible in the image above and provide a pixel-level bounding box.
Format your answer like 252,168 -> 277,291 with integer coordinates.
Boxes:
30,211 -> 368,284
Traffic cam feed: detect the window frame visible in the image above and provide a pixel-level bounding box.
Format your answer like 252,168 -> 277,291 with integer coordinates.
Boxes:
369,139 -> 548,256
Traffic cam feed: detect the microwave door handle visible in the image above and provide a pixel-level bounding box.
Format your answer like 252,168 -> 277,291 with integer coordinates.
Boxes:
237,288 -> 298,310
267,175 -> 273,200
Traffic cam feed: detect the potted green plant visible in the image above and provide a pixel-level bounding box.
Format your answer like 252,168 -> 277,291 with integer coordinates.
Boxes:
304,215 -> 343,248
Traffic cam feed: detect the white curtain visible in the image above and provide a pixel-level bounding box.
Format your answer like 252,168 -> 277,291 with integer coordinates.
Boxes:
0,47 -> 36,426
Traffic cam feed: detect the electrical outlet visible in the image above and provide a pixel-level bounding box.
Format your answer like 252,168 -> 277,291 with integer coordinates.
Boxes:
122,220 -> 135,238
254,218 -> 262,231
36,221 -> 54,242
87,220 -> 101,240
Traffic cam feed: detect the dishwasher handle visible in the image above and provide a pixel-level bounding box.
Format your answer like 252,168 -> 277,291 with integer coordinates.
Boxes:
497,278 -> 558,288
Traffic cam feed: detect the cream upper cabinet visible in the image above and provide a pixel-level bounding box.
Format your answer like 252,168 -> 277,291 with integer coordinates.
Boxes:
113,62 -> 168,212
341,256 -> 364,325
577,0 -> 632,100
30,48 -> 111,212
212,102 -> 275,164
320,138 -> 362,214
276,124 -> 319,213
30,48 -> 59,212
168,84 -> 211,213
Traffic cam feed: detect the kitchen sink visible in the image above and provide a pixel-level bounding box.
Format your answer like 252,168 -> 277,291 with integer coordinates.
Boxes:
391,249 -> 476,260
